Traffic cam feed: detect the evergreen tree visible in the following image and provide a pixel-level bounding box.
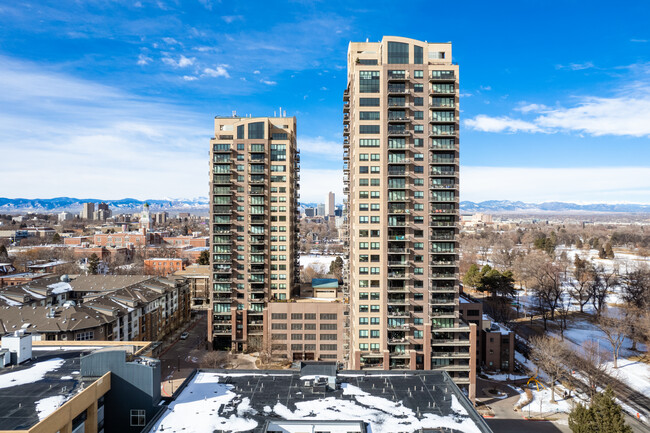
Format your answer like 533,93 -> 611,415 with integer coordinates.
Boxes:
598,247 -> 607,259
569,403 -> 595,433
52,233 -> 61,243
197,250 -> 210,265
0,244 -> 8,261
329,256 -> 344,280
591,388 -> 632,433
462,264 -> 481,289
604,243 -> 615,259
569,387 -> 632,433
88,253 -> 100,275
575,238 -> 583,249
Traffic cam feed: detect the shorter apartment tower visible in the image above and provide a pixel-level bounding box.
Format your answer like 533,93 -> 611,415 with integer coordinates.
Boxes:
209,115 -> 300,352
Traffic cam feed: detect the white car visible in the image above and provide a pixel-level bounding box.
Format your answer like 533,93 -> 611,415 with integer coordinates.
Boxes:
180,332 -> 189,340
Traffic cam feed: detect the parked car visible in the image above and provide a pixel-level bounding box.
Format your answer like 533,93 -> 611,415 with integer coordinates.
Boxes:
180,332 -> 189,340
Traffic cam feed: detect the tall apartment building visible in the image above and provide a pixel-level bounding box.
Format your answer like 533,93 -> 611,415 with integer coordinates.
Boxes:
326,191 -> 336,217
81,202 -> 95,220
343,36 -> 476,398
209,116 -> 300,352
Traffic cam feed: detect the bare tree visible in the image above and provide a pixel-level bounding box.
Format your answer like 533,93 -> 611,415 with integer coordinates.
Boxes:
620,266 -> 650,351
589,265 -> 618,318
569,339 -> 614,401
596,313 -> 627,369
569,256 -> 593,313
530,335 -> 569,402
530,254 -> 565,330
201,351 -> 230,369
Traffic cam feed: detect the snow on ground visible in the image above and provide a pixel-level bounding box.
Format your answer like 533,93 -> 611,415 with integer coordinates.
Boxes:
0,358 -> 65,389
521,386 -> 573,415
604,358 -> 650,396
299,254 -> 341,273
483,371 -> 529,381
36,395 -> 66,420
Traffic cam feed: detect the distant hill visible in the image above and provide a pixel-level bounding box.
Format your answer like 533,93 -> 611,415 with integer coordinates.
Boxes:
0,197 -> 209,214
2,197 -> 649,214
459,200 -> 650,214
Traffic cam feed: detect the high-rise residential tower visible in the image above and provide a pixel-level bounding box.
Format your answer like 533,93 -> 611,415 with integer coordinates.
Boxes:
81,202 -> 95,220
209,116 -> 300,352
326,191 -> 335,217
343,37 -> 476,398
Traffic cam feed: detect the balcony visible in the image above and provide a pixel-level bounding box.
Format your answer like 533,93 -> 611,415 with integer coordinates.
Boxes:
387,323 -> 410,331
430,284 -> 458,292
387,72 -> 408,81
387,298 -> 409,305
430,157 -> 458,165
387,158 -> 410,165
430,232 -> 455,241
429,71 -> 456,81
387,285 -> 410,293
429,128 -> 456,137
387,129 -> 410,137
430,272 -> 459,280
387,271 -> 409,279
387,116 -> 410,123
430,259 -> 456,266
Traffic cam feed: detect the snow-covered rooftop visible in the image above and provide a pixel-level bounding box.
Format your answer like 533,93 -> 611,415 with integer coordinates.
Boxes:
149,369 -> 492,433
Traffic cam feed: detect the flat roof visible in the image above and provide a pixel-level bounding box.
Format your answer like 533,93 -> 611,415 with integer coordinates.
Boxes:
0,349 -> 93,430
148,369 -> 491,433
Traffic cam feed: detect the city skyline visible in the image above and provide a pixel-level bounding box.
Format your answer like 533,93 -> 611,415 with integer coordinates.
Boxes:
1,1 -> 650,203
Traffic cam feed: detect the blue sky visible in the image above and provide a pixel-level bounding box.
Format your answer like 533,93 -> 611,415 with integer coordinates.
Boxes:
1,0 -> 650,204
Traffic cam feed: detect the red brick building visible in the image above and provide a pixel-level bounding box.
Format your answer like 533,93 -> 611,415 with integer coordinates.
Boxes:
144,258 -> 188,276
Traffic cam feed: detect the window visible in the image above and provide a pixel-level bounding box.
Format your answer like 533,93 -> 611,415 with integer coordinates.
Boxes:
370,317 -> 380,325
387,41 -> 409,64
414,111 -> 424,120
370,330 -> 380,338
359,166 -> 369,174
359,178 -> 369,186
414,330 -> 424,339
414,125 -> 424,133
359,153 -> 369,161
371,179 -> 380,186
370,153 -> 380,161
130,410 -> 146,427
414,97 -> 424,106
414,83 -> 424,92
360,125 -> 380,134
370,166 -> 380,173
272,132 -> 287,140
359,343 -> 369,350
75,331 -> 94,341
305,313 -> 316,320
320,344 -> 337,351
370,216 -> 380,224
359,317 -> 369,325
248,121 -> 265,139
358,59 -> 378,65
359,216 -> 368,224
359,329 -> 369,338
414,138 -> 424,147
359,71 -> 380,93
414,46 -> 423,64
414,153 -> 424,161
370,292 -> 380,300
237,125 -> 244,139
320,313 -> 337,320
414,70 -> 424,78
359,98 -> 380,107
359,139 -> 379,147
360,111 -> 380,120
320,323 -> 337,330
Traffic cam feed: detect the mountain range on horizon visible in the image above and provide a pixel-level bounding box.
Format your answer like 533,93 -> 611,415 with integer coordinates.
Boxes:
2,197 -> 650,214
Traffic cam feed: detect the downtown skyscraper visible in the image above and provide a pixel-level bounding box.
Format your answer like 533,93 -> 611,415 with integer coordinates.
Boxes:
209,116 -> 300,352
343,37 -> 476,397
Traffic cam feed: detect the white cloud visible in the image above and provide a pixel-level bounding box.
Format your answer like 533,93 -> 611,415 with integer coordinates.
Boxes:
464,115 -> 543,133
320,86 -> 328,91
516,103 -> 548,113
253,70 -> 260,74
260,79 -> 277,85
534,95 -> 650,136
631,39 -> 648,43
198,0 -> 213,10
556,62 -> 595,71
298,169 -> 343,204
162,55 -> 195,68
137,53 -> 152,66
182,75 -> 198,81
0,56 -> 209,199
462,166 -> 650,203
134,1 -> 143,7
222,15 -> 243,23
480,85 -> 491,91
298,136 -> 340,161
202,66 -> 229,78
162,37 -> 180,45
